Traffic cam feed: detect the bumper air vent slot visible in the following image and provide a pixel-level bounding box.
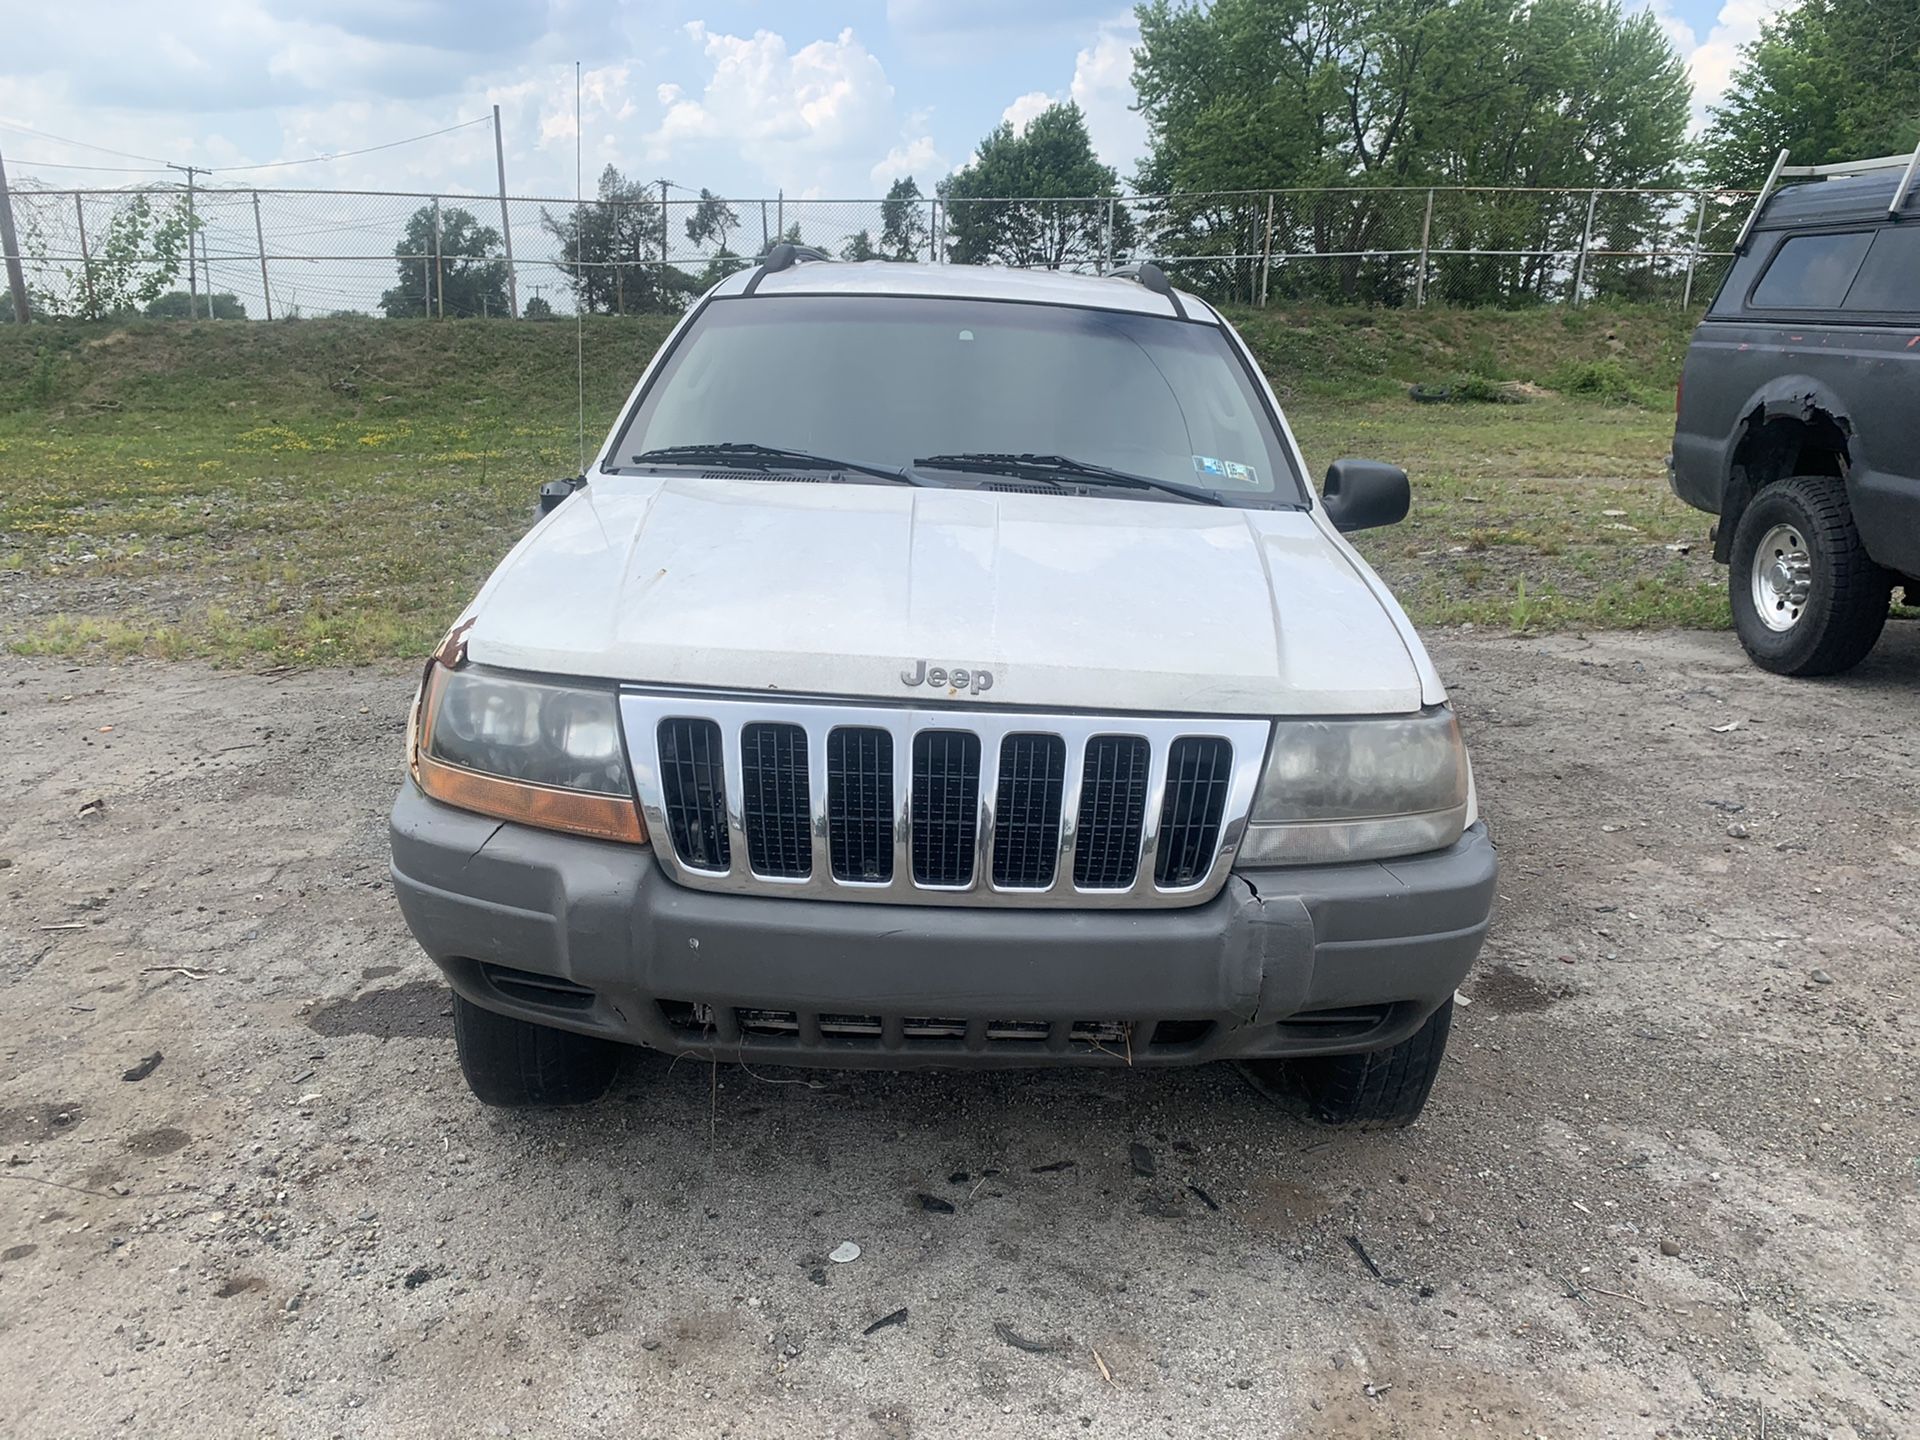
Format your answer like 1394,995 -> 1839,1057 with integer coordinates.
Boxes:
481,963 -> 596,1012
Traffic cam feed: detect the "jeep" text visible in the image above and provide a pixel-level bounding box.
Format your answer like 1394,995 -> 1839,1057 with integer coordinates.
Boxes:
900,659 -> 995,695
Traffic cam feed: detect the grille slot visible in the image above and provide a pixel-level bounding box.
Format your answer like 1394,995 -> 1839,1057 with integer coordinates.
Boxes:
658,718 -> 731,871
992,734 -> 1066,887
827,727 -> 894,882
911,730 -> 980,886
480,963 -> 595,1012
1073,735 -> 1150,888
741,722 -> 811,878
1156,737 -> 1234,887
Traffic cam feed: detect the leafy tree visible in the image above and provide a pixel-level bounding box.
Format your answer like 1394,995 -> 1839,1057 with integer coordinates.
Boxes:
937,102 -> 1135,268
1701,0 -> 1920,187
542,166 -> 681,315
145,290 -> 247,319
684,188 -> 740,254
880,177 -> 929,260
696,249 -> 751,290
32,192 -> 193,320
379,204 -> 510,318
523,295 -> 555,320
840,229 -> 880,261
1132,0 -> 1691,304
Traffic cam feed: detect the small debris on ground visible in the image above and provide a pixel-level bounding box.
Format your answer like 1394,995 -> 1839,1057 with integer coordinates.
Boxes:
863,1308 -> 908,1336
1187,1183 -> 1220,1212
1659,1239 -> 1682,1257
1128,1143 -> 1155,1178
121,1053 -> 163,1083
828,1241 -> 861,1264
1810,968 -> 1834,985
995,1322 -> 1067,1354
77,798 -> 106,818
915,1192 -> 955,1214
1030,1159 -> 1075,1173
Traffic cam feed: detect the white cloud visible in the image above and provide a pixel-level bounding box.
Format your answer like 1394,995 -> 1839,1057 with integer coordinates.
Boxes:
989,15 -> 1145,175
1640,0 -> 1791,130
1068,18 -> 1145,174
870,134 -> 945,186
1001,91 -> 1053,131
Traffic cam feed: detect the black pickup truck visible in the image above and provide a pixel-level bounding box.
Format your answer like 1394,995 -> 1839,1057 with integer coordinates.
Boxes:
1670,147 -> 1919,675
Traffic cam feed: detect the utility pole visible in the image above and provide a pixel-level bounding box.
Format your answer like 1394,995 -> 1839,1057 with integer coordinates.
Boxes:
0,143 -> 35,323
167,163 -> 209,319
75,193 -> 96,317
492,105 -> 519,317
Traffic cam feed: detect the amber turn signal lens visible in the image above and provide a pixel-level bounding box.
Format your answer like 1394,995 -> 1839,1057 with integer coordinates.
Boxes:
413,750 -> 648,843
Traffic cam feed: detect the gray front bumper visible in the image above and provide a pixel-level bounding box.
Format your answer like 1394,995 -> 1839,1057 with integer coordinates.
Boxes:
389,782 -> 1496,1068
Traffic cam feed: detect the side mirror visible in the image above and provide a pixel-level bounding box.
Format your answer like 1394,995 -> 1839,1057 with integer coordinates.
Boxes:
538,476 -> 585,517
1321,458 -> 1410,532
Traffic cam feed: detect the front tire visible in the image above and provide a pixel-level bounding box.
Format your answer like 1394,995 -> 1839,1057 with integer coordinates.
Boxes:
1244,1000 -> 1453,1128
1728,476 -> 1890,676
452,993 -> 623,1107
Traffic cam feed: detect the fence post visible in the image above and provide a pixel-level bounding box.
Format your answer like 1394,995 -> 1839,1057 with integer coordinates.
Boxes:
431,198 -> 444,317
1681,189 -> 1707,309
1260,192 -> 1276,306
931,198 -> 941,263
252,191 -> 272,321
1101,196 -> 1114,275
493,106 -> 518,318
0,146 -> 30,323
1414,188 -> 1434,307
1571,188 -> 1597,306
184,170 -> 199,320
74,193 -> 96,318
660,179 -> 670,294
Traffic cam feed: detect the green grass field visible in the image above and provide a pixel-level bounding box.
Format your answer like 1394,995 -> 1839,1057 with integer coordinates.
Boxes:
0,304 -> 1725,665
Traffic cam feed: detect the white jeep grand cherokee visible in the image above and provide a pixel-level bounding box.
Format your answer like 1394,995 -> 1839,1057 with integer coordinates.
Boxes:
389,248 -> 1495,1126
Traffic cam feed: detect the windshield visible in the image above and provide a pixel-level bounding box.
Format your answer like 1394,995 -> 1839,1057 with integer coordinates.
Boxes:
604,294 -> 1306,506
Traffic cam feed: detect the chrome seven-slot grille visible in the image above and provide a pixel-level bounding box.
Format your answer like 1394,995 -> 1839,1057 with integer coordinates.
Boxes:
624,693 -> 1270,908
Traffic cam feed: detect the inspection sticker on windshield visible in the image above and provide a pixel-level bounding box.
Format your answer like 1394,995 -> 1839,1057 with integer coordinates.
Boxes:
1193,455 -> 1258,486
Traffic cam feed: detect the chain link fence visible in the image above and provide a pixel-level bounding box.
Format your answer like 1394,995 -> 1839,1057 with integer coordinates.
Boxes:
2,182 -> 1756,322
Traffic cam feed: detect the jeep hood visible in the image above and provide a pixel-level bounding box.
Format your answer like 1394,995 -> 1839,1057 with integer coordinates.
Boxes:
461,478 -> 1431,715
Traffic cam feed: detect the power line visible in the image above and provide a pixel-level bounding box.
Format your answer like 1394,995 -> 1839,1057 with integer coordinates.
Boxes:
0,157 -> 172,174
0,116 -> 170,165
206,117 -> 491,174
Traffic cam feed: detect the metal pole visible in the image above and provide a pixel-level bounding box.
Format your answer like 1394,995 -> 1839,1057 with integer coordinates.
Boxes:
432,198 -> 444,318
1102,196 -> 1114,275
660,178 -> 670,302
1260,192 -> 1276,307
1681,189 -> 1707,309
252,191 -> 272,320
493,105 -> 518,318
182,168 -> 199,319
777,189 -> 783,240
1571,188 -> 1598,306
1414,188 -> 1434,307
760,199 -> 769,253
74,193 -> 96,318
201,224 -> 214,317
0,145 -> 29,323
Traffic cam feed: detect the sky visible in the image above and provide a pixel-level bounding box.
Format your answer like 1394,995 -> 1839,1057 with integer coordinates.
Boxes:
0,1 -> 1786,204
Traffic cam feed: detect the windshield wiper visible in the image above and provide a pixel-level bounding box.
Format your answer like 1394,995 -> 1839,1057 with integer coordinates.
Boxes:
627,442 -> 932,486
912,452 -> 1227,506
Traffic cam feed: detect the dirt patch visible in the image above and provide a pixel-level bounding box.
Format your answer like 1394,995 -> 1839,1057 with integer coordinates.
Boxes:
124,1126 -> 191,1157
1469,965 -> 1567,1013
305,981 -> 450,1040
0,1102 -> 84,1144
3,1244 -> 38,1262
0,629 -> 1916,1439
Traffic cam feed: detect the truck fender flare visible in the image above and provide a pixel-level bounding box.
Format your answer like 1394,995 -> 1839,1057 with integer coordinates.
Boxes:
1715,377 -> 1853,562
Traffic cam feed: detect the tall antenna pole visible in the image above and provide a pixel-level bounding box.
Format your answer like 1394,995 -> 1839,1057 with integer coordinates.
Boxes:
493,105 -> 519,318
0,144 -> 30,323
575,60 -> 586,477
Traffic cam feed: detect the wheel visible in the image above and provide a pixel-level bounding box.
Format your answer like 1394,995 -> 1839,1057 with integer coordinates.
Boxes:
1728,476 -> 1890,676
1243,1000 -> 1453,1128
452,992 -> 623,1107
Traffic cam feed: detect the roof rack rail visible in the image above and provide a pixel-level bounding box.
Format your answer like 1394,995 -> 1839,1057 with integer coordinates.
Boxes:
743,242 -> 835,296
1108,261 -> 1189,321
1734,137 -> 1920,252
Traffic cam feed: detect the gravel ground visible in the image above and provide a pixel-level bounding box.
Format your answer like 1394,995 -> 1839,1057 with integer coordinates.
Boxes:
1,626 -> 1916,1439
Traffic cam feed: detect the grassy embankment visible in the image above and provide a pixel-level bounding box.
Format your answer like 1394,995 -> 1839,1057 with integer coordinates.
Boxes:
0,304 -> 1720,665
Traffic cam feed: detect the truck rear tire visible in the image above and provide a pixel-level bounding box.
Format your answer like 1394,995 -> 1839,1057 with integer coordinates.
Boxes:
1728,475 -> 1890,676
453,992 -> 623,1107
1244,1000 -> 1453,1128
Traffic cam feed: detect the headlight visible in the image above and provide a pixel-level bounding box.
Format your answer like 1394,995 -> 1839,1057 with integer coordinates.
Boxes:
1236,707 -> 1468,865
410,663 -> 647,844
